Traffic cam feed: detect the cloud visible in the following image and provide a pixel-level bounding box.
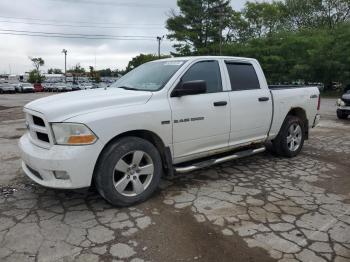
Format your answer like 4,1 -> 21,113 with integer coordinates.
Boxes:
0,0 -> 262,74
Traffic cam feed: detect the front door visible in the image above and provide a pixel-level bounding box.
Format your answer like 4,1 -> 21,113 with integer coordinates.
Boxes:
169,60 -> 231,160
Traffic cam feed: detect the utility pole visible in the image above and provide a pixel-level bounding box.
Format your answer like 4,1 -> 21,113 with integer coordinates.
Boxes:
215,2 -> 227,56
62,49 -> 67,82
94,50 -> 97,69
156,36 -> 164,59
219,9 -> 223,56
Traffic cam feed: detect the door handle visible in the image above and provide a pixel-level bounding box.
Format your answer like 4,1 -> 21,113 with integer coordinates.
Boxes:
258,97 -> 270,102
214,101 -> 228,107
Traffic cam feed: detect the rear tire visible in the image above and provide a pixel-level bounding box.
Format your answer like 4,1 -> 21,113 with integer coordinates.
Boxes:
94,137 -> 163,207
272,116 -> 305,158
337,110 -> 348,119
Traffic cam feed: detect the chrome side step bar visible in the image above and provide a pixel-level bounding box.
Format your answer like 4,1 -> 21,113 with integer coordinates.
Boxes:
174,147 -> 266,174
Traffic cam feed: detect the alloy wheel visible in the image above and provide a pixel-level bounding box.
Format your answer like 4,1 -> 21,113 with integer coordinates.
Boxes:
287,123 -> 302,152
113,150 -> 154,197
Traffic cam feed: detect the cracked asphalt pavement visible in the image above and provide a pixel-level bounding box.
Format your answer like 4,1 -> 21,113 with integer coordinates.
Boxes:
0,94 -> 349,262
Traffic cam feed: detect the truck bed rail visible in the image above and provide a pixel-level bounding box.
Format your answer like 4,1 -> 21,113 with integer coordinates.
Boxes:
269,85 -> 319,90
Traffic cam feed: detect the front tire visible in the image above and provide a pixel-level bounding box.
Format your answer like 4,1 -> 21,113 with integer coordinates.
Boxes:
272,116 -> 305,158
337,110 -> 348,119
94,137 -> 163,207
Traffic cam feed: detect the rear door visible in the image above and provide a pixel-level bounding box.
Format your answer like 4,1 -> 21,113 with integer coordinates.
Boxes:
224,61 -> 272,146
169,60 -> 231,160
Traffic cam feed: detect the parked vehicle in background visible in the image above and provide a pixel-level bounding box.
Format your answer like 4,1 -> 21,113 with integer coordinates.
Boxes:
336,90 -> 350,119
42,83 -> 53,92
19,56 -> 321,206
55,83 -> 67,92
12,84 -> 19,92
34,83 -> 44,92
65,83 -> 73,92
15,83 -> 35,93
0,83 -> 16,93
72,83 -> 81,91
80,83 -> 93,90
47,82 -> 66,92
97,82 -> 109,89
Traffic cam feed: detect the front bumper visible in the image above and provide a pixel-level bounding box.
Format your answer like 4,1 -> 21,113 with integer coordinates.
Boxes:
312,114 -> 321,128
23,89 -> 35,93
18,133 -> 104,189
337,106 -> 350,113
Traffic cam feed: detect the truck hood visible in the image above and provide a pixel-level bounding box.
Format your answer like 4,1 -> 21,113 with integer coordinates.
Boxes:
24,88 -> 153,122
342,93 -> 350,100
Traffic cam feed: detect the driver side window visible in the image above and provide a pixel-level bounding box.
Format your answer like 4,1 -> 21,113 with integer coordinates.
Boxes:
181,61 -> 222,93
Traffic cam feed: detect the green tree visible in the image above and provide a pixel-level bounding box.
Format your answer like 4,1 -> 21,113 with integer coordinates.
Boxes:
29,57 -> 45,71
282,0 -> 321,29
283,0 -> 350,30
47,68 -> 63,74
166,0 -> 232,55
28,57 -> 45,83
125,54 -> 170,72
320,0 -> 350,28
68,64 -> 85,75
68,64 -> 86,83
241,2 -> 288,37
97,68 -> 112,77
226,10 -> 251,42
88,66 -> 102,83
222,23 -> 350,90
28,70 -> 45,84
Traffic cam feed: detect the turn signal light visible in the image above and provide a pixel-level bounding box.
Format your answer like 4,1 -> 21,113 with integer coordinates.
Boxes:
67,135 -> 96,144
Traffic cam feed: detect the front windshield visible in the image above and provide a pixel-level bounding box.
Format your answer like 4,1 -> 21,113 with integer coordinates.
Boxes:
111,60 -> 186,91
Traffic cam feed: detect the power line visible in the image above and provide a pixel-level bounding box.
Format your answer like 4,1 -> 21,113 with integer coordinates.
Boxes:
0,29 -> 156,38
49,0 -> 169,9
0,32 -> 160,41
0,15 -> 163,26
0,20 -> 164,30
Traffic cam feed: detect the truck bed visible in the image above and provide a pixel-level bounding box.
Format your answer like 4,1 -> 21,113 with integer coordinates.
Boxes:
268,86 -> 320,139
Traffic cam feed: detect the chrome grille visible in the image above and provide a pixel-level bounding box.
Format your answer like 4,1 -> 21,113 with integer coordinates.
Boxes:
25,112 -> 53,148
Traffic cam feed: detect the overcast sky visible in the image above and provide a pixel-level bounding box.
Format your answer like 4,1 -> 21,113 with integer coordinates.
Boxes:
0,0 -> 269,74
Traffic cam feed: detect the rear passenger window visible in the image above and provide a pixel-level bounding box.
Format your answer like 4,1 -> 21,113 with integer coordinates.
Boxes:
225,62 -> 260,91
181,61 -> 222,93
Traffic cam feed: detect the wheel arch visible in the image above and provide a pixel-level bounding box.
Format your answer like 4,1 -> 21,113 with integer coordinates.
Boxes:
92,130 -> 173,182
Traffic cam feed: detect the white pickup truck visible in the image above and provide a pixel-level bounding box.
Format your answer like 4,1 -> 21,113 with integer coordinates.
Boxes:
19,56 -> 321,206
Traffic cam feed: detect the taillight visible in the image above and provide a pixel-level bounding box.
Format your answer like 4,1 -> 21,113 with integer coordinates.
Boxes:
317,95 -> 321,111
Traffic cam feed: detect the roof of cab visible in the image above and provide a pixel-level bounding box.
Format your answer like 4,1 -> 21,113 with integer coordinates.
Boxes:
156,56 -> 257,63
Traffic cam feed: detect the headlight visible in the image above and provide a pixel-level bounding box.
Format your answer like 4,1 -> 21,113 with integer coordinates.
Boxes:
51,123 -> 97,145
337,99 -> 345,107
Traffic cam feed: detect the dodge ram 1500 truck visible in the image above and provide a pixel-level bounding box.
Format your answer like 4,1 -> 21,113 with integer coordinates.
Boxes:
19,56 -> 321,206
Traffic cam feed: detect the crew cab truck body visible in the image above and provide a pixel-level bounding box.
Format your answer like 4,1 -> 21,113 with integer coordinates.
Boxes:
19,56 -> 320,206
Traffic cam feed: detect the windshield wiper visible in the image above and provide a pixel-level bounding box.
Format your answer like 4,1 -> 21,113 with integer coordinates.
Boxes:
117,86 -> 140,91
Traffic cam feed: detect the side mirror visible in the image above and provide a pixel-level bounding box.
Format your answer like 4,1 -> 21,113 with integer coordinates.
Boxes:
171,80 -> 207,97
